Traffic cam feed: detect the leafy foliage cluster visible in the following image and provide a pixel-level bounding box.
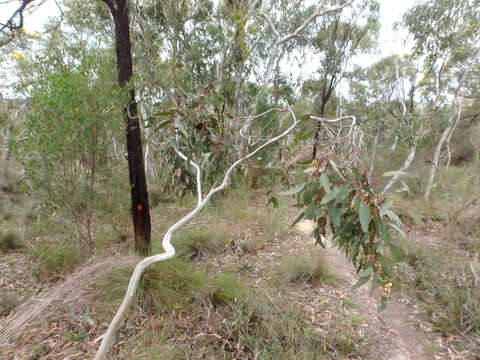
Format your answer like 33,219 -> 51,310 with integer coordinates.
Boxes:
15,52 -> 124,245
289,164 -> 405,308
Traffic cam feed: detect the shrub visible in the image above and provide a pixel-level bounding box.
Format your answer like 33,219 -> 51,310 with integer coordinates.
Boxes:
276,255 -> 337,286
28,240 -> 84,281
399,241 -> 480,352
175,228 -> 228,260
16,51 -> 124,246
0,230 -> 24,253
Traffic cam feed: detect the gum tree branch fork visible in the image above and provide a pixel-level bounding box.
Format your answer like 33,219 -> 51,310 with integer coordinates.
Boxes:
94,104 -> 299,359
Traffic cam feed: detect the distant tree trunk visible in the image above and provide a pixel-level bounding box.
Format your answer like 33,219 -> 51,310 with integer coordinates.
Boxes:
382,141 -> 417,196
312,102 -> 327,160
368,133 -> 379,185
101,0 -> 151,255
424,122 -> 451,200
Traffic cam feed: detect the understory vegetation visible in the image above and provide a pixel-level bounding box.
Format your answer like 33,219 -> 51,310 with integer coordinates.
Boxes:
0,0 -> 479,359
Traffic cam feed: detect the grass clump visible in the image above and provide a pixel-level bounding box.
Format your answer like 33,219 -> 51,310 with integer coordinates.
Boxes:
174,227 -> 228,260
0,230 -> 24,253
399,241 -> 480,352
322,313 -> 370,358
276,255 -> 337,286
28,240 -> 84,281
0,292 -> 19,316
94,258 -> 211,317
94,259 -> 361,359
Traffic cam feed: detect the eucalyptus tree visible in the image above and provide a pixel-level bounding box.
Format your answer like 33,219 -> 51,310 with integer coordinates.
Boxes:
347,55 -> 421,192
309,0 -> 379,159
98,0 -> 151,255
129,0 -> 356,193
403,0 -> 480,199
15,49 -> 124,246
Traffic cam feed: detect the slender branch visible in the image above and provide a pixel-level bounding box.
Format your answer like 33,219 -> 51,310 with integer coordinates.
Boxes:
239,107 -> 288,142
382,141 -> 418,196
262,0 -> 355,88
424,47 -> 480,199
0,0 -> 35,32
94,105 -> 299,359
174,130 -> 202,206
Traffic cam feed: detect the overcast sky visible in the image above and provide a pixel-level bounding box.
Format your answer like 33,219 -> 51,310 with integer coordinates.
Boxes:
3,0 -> 416,56
378,0 -> 415,57
1,0 -> 416,94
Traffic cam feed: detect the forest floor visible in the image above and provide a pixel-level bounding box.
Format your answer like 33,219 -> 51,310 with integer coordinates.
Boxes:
0,189 -> 478,359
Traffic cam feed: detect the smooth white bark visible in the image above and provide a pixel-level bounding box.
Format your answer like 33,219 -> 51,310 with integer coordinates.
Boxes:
424,47 -> 480,199
382,141 -> 417,195
94,105 -> 299,360
368,133 -> 379,185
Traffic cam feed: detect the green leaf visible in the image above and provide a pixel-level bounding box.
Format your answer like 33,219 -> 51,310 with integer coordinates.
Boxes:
390,222 -> 406,239
378,296 -> 388,312
358,266 -> 373,278
278,182 -> 306,196
290,212 -> 305,228
353,275 -> 370,289
379,199 -> 393,217
349,239 -> 362,263
155,119 -> 171,129
359,200 -> 371,233
305,203 -> 318,219
320,173 -> 331,193
327,203 -> 344,228
384,210 -> 401,225
321,188 -> 338,204
314,227 -> 326,248
155,110 -> 175,118
336,185 -> 351,203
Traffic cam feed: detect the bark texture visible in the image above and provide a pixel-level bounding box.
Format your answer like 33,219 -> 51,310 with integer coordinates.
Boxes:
102,0 -> 151,255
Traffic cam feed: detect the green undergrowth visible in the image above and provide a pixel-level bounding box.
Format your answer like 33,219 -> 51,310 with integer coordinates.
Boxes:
398,234 -> 480,353
151,186 -> 292,257
173,227 -> 229,260
0,229 -> 24,253
275,254 -> 338,286
375,163 -> 480,354
28,239 -> 84,281
93,257 -> 370,359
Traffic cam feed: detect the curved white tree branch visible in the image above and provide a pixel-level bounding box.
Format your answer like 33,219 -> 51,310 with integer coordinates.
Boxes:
174,130 -> 202,206
239,107 -> 288,143
95,105 -> 299,360
308,114 -> 362,168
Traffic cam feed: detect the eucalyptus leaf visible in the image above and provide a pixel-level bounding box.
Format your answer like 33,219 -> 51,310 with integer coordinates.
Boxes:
320,173 -> 331,193
358,266 -> 373,278
290,212 -> 305,228
359,200 -> 371,233
379,199 -> 393,217
353,275 -> 370,289
336,185 -> 351,203
278,182 -> 306,196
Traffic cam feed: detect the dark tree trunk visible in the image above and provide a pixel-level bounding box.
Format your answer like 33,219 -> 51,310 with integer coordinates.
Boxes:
102,0 -> 151,255
311,103 -> 326,160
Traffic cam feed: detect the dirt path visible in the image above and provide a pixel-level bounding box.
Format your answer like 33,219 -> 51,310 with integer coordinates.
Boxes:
296,219 -> 434,360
